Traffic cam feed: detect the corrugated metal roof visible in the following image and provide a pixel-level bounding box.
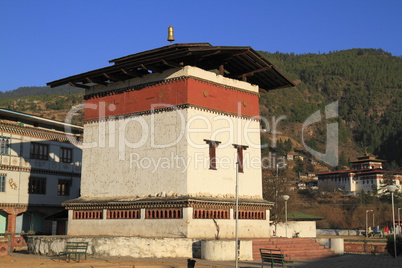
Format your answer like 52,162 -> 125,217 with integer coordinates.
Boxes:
0,108 -> 83,134
288,212 -> 324,220
47,43 -> 294,91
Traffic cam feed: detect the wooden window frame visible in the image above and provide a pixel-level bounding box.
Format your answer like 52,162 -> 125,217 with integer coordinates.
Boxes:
145,209 -> 183,219
193,209 -> 230,219
61,147 -> 73,163
204,139 -> 221,170
28,176 -> 47,195
73,210 -> 103,220
30,142 -> 49,160
107,210 -> 141,219
58,179 -> 71,196
0,174 -> 5,192
235,210 -> 266,220
0,137 -> 10,155
233,144 -> 248,173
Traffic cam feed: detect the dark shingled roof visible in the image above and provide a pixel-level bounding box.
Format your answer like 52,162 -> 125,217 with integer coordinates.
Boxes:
47,43 -> 294,92
288,212 -> 324,221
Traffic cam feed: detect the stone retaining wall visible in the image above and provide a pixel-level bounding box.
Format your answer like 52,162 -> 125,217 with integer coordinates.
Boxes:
344,240 -> 387,254
0,236 -> 10,256
28,236 -> 254,260
28,236 -> 200,258
317,229 -> 364,236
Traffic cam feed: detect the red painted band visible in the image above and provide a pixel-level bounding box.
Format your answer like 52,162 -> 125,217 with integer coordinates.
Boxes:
84,78 -> 260,120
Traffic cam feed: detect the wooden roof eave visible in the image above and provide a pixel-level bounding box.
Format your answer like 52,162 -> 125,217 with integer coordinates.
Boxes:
109,43 -> 212,64
48,51 -> 192,88
47,43 -> 295,90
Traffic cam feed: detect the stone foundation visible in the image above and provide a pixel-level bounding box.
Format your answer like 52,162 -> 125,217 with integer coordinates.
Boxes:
28,236 -> 198,258
0,236 -> 10,256
28,236 -> 251,260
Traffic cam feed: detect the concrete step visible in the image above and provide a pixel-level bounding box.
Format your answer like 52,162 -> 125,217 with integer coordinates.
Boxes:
286,253 -> 336,261
252,247 -> 327,258
252,238 -> 336,261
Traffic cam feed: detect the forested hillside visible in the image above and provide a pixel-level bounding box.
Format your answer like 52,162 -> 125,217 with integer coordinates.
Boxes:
0,86 -> 84,125
259,48 -> 402,166
1,49 -> 400,230
1,49 -> 401,166
0,85 -> 84,98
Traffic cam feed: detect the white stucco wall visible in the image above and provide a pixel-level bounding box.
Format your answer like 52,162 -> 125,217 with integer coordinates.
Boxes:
81,65 -> 263,198
67,208 -> 271,239
273,221 -> 316,238
0,132 -> 82,206
28,235 -> 255,260
81,107 -> 263,199
28,235 -> 196,258
186,108 -> 262,198
81,108 -> 189,198
201,240 -> 252,261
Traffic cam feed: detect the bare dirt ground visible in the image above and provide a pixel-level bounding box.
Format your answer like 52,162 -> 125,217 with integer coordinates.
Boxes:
1,251 -> 260,268
2,236 -> 385,267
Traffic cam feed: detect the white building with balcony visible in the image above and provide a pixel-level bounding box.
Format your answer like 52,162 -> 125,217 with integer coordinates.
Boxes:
0,108 -> 82,249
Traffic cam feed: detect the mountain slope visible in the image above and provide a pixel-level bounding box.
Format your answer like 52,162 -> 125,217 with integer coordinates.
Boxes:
0,85 -> 84,99
1,48 -> 401,166
259,48 -> 402,166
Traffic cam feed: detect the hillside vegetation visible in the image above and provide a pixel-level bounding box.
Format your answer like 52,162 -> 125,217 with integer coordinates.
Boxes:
0,86 -> 84,125
259,48 -> 402,167
1,48 -> 401,229
1,49 -> 401,166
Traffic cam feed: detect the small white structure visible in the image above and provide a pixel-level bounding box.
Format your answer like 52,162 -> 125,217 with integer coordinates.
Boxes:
201,240 -> 252,261
273,212 -> 323,238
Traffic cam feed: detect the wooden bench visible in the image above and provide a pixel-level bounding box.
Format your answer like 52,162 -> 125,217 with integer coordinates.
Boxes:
259,248 -> 294,268
362,231 -> 382,237
59,242 -> 89,262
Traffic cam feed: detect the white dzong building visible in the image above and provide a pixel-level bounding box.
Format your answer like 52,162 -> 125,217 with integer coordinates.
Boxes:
317,155 -> 402,194
47,43 -> 294,239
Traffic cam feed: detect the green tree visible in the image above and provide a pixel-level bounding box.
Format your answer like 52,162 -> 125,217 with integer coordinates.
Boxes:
284,138 -> 293,155
293,158 -> 305,175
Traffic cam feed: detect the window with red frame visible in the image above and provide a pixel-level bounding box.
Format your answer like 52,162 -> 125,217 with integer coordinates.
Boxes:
233,144 -> 248,173
204,139 -> 221,170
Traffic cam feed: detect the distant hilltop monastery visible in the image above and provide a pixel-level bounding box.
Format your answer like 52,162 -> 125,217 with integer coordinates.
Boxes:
317,154 -> 402,194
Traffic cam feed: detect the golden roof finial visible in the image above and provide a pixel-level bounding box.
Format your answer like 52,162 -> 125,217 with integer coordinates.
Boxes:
167,25 -> 175,44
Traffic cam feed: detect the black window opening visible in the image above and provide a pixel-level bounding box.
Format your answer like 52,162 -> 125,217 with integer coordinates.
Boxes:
61,147 -> 73,163
0,174 -> 6,192
204,139 -> 221,170
58,179 -> 72,196
233,144 -> 248,173
28,176 -> 47,195
0,137 -> 10,155
30,142 -> 49,160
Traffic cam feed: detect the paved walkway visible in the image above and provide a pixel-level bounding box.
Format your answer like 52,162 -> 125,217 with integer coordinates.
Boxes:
293,254 -> 402,268
5,252 -> 402,268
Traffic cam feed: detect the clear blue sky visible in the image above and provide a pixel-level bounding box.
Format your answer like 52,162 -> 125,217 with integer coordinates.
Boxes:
1,0 -> 401,93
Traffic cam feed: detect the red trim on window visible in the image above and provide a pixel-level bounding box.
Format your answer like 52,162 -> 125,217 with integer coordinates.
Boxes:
193,209 -> 230,219
204,140 -> 221,170
233,144 -> 248,173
